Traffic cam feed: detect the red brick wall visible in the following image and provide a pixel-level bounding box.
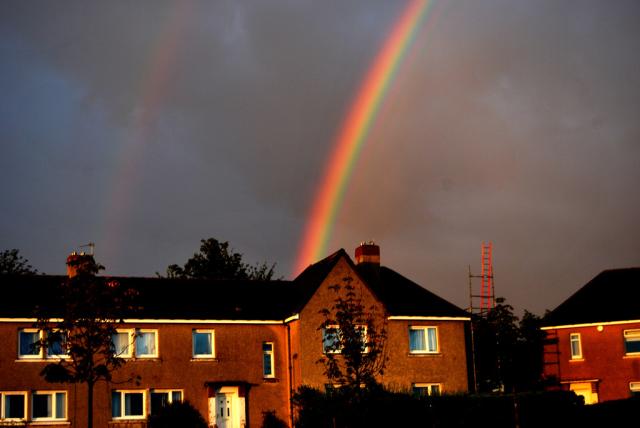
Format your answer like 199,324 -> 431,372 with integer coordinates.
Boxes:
544,322 -> 640,402
296,257 -> 383,388
294,257 -> 469,394
383,320 -> 469,393
0,321 -> 291,427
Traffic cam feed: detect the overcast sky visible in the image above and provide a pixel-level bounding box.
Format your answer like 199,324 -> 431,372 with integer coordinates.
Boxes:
1,0 -> 639,315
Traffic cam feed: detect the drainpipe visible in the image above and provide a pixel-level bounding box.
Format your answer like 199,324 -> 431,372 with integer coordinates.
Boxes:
286,322 -> 294,428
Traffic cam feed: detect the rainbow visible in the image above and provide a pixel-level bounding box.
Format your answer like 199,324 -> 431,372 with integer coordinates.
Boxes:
293,0 -> 432,275
101,2 -> 192,269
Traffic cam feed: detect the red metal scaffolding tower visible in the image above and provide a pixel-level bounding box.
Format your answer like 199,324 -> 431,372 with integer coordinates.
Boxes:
468,242 -> 496,315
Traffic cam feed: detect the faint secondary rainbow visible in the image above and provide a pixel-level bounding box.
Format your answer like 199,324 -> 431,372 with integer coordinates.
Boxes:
293,0 -> 432,275
101,1 -> 192,269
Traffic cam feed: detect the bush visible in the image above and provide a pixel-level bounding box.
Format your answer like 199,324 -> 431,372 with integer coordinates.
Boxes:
147,401 -> 207,428
293,386 -> 592,428
262,410 -> 289,428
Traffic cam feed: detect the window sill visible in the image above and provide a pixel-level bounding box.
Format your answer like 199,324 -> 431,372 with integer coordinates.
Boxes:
569,358 -> 584,362
623,354 -> 640,359
408,352 -> 441,357
108,420 -> 147,428
111,417 -> 146,422
29,421 -> 71,426
190,357 -> 218,362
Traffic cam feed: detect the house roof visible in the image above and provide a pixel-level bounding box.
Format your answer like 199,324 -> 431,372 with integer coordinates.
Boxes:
356,263 -> 469,318
0,274 -> 296,321
292,249 -> 469,318
543,268 -> 640,327
0,249 -> 469,321
290,249 -> 346,313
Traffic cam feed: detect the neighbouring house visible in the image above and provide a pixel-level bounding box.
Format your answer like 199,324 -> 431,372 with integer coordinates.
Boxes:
0,242 -> 470,427
542,267 -> 640,404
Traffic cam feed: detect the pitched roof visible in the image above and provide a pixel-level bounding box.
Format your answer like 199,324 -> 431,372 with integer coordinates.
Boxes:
543,268 -> 640,327
0,249 -> 469,321
293,249 -> 468,318
0,274 -> 296,321
290,249 -> 346,312
356,264 -> 469,318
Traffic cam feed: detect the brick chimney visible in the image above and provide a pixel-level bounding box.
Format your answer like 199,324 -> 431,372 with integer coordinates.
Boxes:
355,241 -> 380,265
66,252 -> 96,278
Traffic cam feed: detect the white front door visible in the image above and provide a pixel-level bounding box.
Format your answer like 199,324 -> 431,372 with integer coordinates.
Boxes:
216,393 -> 233,428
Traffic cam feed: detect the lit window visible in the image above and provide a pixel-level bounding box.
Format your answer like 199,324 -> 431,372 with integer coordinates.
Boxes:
263,342 -> 275,378
112,390 -> 145,419
150,390 -> 183,415
412,383 -> 442,396
624,330 -> 640,355
1,392 -> 27,420
112,330 -> 134,358
570,333 -> 582,359
192,330 -> 215,358
135,329 -> 158,358
409,327 -> 438,353
32,391 -> 66,421
630,382 -> 640,397
18,329 -> 42,359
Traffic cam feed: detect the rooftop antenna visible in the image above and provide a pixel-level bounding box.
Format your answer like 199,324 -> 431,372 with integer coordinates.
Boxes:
79,242 -> 95,256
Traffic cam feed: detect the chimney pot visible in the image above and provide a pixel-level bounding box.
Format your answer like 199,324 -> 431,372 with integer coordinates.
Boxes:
355,241 -> 380,265
66,253 -> 96,278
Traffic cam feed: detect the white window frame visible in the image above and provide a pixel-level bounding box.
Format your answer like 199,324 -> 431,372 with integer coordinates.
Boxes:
31,391 -> 67,421
412,383 -> 442,396
112,329 -> 134,359
623,330 -> 640,356
1,391 -> 28,421
630,381 -> 640,395
409,326 -> 439,354
570,333 -> 582,359
192,329 -> 215,358
263,342 -> 275,378
135,329 -> 159,358
45,330 -> 70,360
112,390 -> 146,420
18,328 -> 43,359
150,389 -> 183,415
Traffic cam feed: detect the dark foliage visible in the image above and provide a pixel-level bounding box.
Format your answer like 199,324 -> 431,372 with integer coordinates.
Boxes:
261,409 -> 289,428
293,386 -> 594,428
147,400 -> 208,428
35,255 -> 139,428
164,238 -> 277,280
0,248 -> 38,275
317,277 -> 387,390
473,298 -> 545,393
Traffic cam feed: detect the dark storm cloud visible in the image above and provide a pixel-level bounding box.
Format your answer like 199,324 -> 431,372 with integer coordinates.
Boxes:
1,0 -> 638,314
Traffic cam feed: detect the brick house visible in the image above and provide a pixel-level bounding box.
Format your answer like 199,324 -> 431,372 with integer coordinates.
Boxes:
542,268 -> 640,404
0,243 -> 470,427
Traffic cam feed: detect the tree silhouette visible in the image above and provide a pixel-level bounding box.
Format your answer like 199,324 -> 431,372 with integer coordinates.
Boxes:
164,238 -> 277,280
35,254 -> 139,428
473,297 -> 545,393
317,277 -> 387,391
0,248 -> 38,275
